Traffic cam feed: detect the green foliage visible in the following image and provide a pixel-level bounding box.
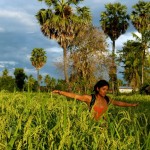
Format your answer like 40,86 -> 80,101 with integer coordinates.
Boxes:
130,1 -> 150,85
0,92 -> 149,149
100,2 -> 129,94
30,48 -> 47,91
30,48 -> 47,71
36,0 -> 92,83
55,79 -> 69,91
118,40 -> 143,90
14,68 -> 27,91
100,2 -> 129,41
24,75 -> 38,92
44,74 -> 57,92
0,68 -> 15,92
130,1 -> 150,35
2,68 -> 9,77
0,76 -> 15,92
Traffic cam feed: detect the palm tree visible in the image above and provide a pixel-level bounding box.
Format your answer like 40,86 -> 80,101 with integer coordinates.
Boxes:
36,0 -> 91,83
130,0 -> 150,85
119,40 -> 142,91
30,48 -> 47,90
100,2 -> 129,94
44,74 -> 51,91
27,75 -> 36,92
49,77 -> 56,91
2,68 -> 9,77
38,74 -> 43,86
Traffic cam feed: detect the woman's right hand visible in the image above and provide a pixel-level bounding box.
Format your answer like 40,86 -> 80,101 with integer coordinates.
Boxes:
52,90 -> 60,94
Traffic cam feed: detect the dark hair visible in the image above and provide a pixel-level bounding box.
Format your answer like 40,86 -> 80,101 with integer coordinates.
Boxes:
93,80 -> 109,94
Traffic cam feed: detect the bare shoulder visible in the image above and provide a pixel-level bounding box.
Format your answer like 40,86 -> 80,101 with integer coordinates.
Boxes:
83,94 -> 92,102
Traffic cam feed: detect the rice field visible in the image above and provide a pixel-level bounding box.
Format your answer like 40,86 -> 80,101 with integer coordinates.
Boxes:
0,91 -> 150,150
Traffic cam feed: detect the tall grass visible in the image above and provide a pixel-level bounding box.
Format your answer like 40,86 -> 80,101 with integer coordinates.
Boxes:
0,91 -> 149,150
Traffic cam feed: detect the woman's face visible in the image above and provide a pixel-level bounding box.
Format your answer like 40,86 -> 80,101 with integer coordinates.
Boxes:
98,85 -> 109,97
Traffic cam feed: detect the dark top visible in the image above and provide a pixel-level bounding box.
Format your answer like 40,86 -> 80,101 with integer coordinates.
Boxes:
89,94 -> 110,111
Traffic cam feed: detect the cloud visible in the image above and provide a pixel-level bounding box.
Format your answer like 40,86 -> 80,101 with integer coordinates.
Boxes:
0,61 -> 17,66
0,64 -> 4,68
106,30 -> 142,53
115,31 -> 141,50
0,9 -> 37,31
84,0 -> 117,6
0,61 -> 18,76
24,67 -> 36,75
46,47 -> 63,53
0,0 -> 149,80
0,27 -> 5,32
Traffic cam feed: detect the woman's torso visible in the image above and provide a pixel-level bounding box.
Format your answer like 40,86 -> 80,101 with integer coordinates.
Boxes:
89,95 -> 109,120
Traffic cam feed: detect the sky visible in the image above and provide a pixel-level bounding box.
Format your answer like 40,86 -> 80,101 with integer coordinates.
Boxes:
0,0 -> 148,80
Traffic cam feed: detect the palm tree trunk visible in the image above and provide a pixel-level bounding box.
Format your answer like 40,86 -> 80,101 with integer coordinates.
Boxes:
37,69 -> 40,92
112,40 -> 118,94
141,48 -> 145,85
28,82 -> 30,93
63,45 -> 69,83
141,36 -> 147,86
112,40 -> 115,67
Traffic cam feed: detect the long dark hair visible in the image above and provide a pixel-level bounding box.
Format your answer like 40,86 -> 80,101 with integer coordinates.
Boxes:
93,80 -> 109,94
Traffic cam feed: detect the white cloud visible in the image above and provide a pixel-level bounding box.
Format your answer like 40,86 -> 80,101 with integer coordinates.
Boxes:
81,0 -> 117,9
92,0 -> 116,4
0,61 -> 17,66
107,31 -> 142,51
24,67 -> 54,79
115,31 -> 142,49
26,54 -> 31,60
0,0 -> 148,80
0,27 -> 5,32
0,64 -> 4,68
24,67 -> 36,75
0,67 -> 15,76
46,47 -> 63,53
0,9 -> 37,28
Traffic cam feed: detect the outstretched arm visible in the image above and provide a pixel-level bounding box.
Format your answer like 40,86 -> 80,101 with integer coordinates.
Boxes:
111,100 -> 139,107
52,90 -> 91,103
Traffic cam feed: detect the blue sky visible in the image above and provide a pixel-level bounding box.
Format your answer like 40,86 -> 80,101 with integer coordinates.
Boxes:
0,0 -> 147,80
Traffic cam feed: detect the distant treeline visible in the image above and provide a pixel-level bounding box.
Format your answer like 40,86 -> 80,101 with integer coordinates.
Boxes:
0,67 -> 150,95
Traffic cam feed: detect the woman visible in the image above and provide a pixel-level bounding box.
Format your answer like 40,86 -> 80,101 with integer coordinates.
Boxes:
52,80 -> 138,121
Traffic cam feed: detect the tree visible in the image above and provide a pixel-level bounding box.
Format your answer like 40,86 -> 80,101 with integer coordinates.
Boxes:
118,40 -> 142,91
2,68 -> 8,77
38,74 -> 43,85
55,79 -> 68,91
117,79 -> 124,87
100,2 -> 130,94
144,54 -> 150,84
49,77 -> 57,91
44,74 -> 56,92
44,74 -> 51,91
130,0 -> 150,85
68,25 -> 108,92
30,48 -> 47,91
26,75 -> 36,92
0,76 -> 15,92
14,68 -> 27,91
36,0 -> 92,83
0,68 -> 15,92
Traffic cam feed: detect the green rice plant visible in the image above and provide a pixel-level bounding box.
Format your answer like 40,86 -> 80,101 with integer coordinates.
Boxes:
0,92 -> 149,150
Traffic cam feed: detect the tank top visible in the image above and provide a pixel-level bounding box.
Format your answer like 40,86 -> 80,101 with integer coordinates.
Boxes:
89,94 -> 109,111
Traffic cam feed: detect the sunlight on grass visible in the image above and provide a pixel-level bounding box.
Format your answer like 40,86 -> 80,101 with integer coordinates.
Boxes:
0,92 -> 149,149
